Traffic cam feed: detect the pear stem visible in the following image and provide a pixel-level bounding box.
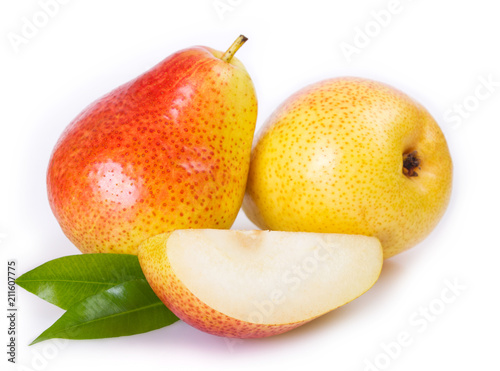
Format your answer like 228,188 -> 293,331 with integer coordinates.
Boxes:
403,150 -> 420,177
221,35 -> 248,63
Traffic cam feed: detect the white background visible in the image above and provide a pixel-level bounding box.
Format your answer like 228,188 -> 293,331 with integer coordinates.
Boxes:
1,0 -> 499,370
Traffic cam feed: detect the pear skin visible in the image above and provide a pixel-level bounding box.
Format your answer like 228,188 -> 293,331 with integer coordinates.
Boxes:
243,77 -> 452,258
47,36 -> 257,254
138,230 -> 383,338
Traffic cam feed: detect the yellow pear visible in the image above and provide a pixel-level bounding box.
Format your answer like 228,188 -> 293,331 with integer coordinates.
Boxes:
138,229 -> 383,338
243,77 -> 453,258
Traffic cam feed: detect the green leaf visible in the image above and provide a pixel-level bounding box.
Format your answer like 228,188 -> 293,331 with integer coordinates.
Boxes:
31,278 -> 179,344
16,254 -> 145,309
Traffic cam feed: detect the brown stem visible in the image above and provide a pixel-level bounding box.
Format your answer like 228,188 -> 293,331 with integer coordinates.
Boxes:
403,150 -> 420,177
221,35 -> 248,63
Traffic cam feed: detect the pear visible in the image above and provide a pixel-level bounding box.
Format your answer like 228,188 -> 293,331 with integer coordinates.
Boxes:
47,36 -> 257,254
243,77 -> 452,258
138,229 -> 383,338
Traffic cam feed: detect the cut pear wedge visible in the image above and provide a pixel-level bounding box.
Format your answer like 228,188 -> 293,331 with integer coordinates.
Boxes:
138,229 -> 383,338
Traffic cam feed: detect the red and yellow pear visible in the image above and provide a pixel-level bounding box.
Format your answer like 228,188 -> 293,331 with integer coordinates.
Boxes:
138,229 -> 383,338
47,36 -> 257,254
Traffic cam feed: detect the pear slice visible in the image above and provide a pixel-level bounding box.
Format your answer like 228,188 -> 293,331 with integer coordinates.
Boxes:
138,229 -> 383,338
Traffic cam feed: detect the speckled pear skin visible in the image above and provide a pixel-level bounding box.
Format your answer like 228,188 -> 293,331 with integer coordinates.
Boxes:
138,233 -> 313,338
47,44 -> 257,254
243,77 -> 452,258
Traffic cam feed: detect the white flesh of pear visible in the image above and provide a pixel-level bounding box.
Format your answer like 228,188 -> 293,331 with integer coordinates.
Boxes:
166,229 -> 383,325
